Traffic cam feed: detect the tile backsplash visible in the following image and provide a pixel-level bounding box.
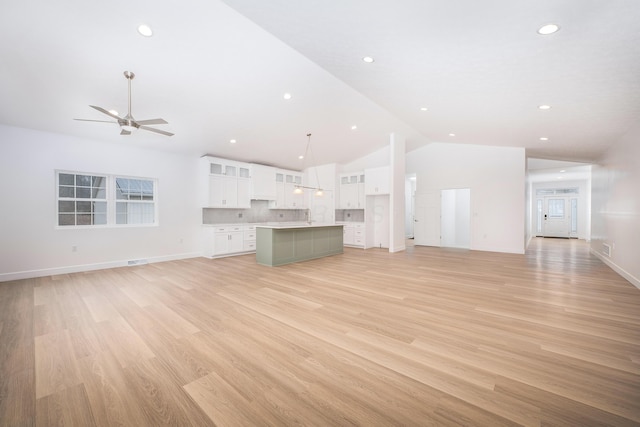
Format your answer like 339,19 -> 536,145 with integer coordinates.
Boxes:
203,200 -> 307,224
335,209 -> 365,222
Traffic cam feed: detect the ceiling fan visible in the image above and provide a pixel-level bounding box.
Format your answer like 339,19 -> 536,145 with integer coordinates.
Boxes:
75,71 -> 173,136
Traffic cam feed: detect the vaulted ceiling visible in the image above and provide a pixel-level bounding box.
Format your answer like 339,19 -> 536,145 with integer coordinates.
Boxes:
1,0 -> 638,170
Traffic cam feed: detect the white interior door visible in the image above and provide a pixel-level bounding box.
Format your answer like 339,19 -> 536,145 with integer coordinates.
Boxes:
543,196 -> 570,238
414,191 -> 440,246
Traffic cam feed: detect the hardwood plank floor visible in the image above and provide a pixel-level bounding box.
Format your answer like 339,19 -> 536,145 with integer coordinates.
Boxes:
1,237 -> 639,426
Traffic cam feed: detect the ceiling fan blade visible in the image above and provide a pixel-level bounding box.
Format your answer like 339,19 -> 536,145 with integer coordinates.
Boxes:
139,125 -> 174,137
90,105 -> 123,120
120,129 -> 131,136
74,118 -> 117,123
135,118 -> 168,125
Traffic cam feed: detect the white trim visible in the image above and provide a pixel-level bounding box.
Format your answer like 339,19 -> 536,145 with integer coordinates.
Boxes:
591,248 -> 640,289
55,170 -> 159,228
0,252 -> 201,283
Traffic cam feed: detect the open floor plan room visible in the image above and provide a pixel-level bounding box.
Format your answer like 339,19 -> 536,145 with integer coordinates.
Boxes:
1,238 -> 639,426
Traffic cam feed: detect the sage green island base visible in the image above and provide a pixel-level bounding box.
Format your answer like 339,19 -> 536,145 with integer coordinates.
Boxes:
256,224 -> 344,267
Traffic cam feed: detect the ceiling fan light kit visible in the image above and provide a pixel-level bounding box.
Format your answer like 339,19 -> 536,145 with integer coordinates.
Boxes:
75,71 -> 173,137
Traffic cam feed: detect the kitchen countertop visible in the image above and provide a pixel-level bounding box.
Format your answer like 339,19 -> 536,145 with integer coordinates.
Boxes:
255,223 -> 342,229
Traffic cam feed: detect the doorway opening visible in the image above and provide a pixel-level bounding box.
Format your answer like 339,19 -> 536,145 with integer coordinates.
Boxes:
535,188 -> 579,238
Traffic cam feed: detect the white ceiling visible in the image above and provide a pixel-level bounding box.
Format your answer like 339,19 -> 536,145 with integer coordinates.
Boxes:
1,0 -> 639,171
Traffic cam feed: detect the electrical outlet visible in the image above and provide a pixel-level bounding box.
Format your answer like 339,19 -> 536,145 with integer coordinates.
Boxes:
279,213 -> 284,218
71,245 -> 77,252
238,213 -> 243,218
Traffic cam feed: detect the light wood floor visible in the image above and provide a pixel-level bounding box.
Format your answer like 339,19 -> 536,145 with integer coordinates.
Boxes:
1,238 -> 639,426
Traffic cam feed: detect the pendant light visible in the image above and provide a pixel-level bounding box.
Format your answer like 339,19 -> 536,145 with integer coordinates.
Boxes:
293,133 -> 324,197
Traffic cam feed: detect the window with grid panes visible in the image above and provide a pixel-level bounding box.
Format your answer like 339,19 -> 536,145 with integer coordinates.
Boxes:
57,173 -> 107,226
56,171 -> 157,227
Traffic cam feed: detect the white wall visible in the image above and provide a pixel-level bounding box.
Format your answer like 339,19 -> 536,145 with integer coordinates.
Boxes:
389,133 -> 405,253
525,170 -> 532,246
591,121 -> 640,288
340,145 -> 389,172
0,125 -> 202,281
407,143 -> 526,254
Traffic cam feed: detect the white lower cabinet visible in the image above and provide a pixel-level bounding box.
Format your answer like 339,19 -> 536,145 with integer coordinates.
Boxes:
353,223 -> 365,246
203,224 -> 258,257
243,225 -> 256,251
213,226 -> 243,256
342,222 -> 364,247
343,226 -> 355,245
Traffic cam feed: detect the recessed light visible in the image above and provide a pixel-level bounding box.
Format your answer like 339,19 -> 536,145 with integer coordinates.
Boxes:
538,104 -> 552,110
449,133 -> 456,137
351,125 -> 357,130
420,107 -> 428,111
537,24 -> 560,35
229,139 -> 236,144
283,93 -> 292,100
362,56 -> 375,63
557,176 -> 563,179
298,155 -> 304,160
540,137 -> 549,141
560,170 -> 566,173
137,24 -> 153,37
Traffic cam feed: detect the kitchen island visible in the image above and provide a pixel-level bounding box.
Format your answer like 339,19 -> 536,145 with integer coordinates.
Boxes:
256,224 -> 343,267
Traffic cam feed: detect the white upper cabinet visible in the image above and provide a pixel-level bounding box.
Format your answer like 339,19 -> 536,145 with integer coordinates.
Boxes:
339,172 -> 364,209
364,166 -> 390,195
271,169 -> 306,209
201,156 -> 251,208
250,164 -> 277,200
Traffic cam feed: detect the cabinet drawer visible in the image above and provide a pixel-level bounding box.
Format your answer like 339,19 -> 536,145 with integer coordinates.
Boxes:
214,225 -> 243,233
244,231 -> 256,240
243,241 -> 256,251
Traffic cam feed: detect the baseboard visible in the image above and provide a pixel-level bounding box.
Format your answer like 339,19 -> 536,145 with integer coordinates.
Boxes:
591,248 -> 640,289
0,252 -> 202,283
389,245 -> 406,253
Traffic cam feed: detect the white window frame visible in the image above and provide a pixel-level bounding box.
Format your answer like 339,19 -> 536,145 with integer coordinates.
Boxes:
55,170 -> 158,228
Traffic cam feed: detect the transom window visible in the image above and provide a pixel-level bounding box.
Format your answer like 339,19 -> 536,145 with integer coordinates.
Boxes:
56,171 -> 157,227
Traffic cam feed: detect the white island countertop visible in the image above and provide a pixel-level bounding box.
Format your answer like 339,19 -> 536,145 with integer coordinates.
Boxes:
255,223 -> 342,230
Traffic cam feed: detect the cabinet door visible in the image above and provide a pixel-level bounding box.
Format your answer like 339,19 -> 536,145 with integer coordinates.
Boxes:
222,176 -> 237,207
340,183 -> 358,208
289,178 -> 305,208
238,166 -> 250,179
343,226 -> 355,245
213,232 -> 230,255
251,164 -> 277,200
237,178 -> 251,208
209,162 -> 224,175
229,231 -> 244,253
365,166 -> 390,195
357,174 -> 365,208
224,164 -> 237,177
274,173 -> 286,208
208,175 -> 225,206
